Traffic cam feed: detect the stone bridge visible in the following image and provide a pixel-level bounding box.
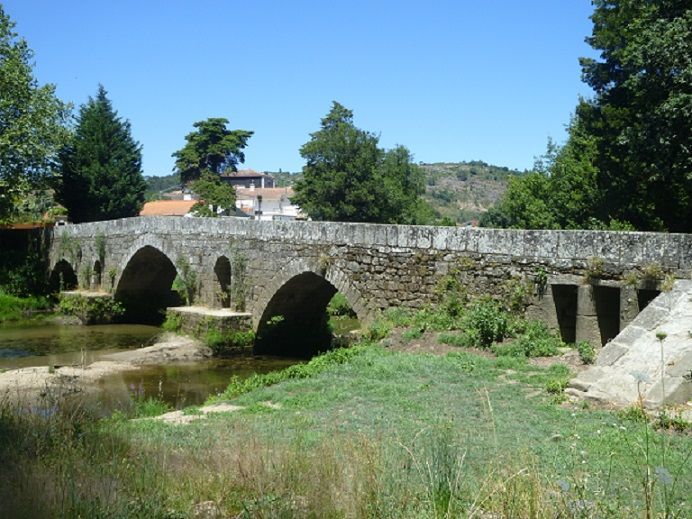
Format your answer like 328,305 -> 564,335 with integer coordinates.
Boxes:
48,217 -> 691,355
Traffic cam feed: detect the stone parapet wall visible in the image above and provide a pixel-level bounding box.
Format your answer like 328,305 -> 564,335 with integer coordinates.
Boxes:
48,217 -> 691,331
51,217 -> 691,273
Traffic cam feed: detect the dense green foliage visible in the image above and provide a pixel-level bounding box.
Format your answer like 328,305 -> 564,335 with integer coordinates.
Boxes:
57,293 -> 124,324
294,102 -> 430,224
0,6 -> 70,222
56,86 -> 146,223
326,292 -> 356,317
577,0 -> 691,231
172,117 -> 252,185
188,171 -> 237,216
0,290 -> 49,322
484,1 -> 691,232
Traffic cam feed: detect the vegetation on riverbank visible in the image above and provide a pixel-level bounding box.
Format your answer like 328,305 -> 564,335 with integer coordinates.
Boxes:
0,290 -> 50,323
2,282 -> 690,517
1,340 -> 689,517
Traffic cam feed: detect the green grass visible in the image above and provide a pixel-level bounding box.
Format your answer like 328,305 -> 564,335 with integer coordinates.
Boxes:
0,290 -> 50,323
106,346 -> 689,517
1,295 -> 690,517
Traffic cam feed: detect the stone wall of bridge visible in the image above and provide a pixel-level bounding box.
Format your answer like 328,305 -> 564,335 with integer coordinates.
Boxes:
48,217 -> 691,347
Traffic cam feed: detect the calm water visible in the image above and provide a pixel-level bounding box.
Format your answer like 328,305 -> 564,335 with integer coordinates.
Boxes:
0,322 -> 299,411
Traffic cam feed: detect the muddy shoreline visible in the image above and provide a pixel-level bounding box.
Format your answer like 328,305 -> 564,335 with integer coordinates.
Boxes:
0,333 -> 211,406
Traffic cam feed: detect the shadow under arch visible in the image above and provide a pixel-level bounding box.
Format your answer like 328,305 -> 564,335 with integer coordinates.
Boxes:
214,255 -> 231,308
255,271 -> 358,358
49,259 -> 78,292
114,245 -> 181,324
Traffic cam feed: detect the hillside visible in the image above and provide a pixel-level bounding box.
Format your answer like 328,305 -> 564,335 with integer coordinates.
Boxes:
144,161 -> 524,223
420,161 -> 524,223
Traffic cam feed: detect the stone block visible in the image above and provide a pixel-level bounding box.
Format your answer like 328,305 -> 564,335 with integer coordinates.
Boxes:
595,342 -> 628,366
633,304 -> 669,331
446,229 -> 467,251
644,233 -> 680,270
556,231 -> 579,260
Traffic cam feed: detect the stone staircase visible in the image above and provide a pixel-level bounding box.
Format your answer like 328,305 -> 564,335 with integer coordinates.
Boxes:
567,280 -> 692,408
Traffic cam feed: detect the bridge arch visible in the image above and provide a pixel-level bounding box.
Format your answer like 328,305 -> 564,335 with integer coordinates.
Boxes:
115,245 -> 181,323
253,258 -> 370,358
214,255 -> 231,308
49,259 -> 78,292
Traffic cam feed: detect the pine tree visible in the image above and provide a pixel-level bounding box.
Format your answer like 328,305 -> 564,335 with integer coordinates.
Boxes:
56,85 -> 146,223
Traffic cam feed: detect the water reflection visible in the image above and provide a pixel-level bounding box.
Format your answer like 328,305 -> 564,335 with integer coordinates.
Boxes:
0,322 -> 301,414
96,356 -> 299,412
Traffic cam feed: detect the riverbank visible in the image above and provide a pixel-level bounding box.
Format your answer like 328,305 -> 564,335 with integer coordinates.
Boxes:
0,290 -> 51,323
1,296 -> 690,517
0,333 -> 211,406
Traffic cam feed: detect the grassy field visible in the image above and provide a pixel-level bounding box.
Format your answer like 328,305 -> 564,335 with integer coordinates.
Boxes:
0,289 -> 690,517
1,340 -> 689,517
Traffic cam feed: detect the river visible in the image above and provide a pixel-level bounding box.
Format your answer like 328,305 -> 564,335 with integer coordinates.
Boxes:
0,322 -> 300,412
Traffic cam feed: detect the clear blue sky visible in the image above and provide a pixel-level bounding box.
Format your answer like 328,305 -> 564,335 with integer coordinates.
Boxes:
4,0 -> 597,176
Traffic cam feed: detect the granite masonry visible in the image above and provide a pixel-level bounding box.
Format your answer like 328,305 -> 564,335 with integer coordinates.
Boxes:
48,217 -> 690,347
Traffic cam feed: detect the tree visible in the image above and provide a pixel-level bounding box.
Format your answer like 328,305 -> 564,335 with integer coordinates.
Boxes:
577,0 -> 691,231
56,85 -> 146,223
293,102 -> 427,223
484,1 -> 691,232
172,118 -> 253,184
188,171 -> 237,217
0,5 -> 70,220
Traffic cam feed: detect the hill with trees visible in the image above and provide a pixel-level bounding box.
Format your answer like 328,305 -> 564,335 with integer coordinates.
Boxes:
420,161 -> 524,223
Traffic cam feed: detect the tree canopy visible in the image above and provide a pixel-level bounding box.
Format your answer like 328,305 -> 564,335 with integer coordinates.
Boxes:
56,85 -> 146,223
172,118 -> 253,185
485,0 -> 691,232
0,5 -> 70,221
293,102 -> 428,224
188,171 -> 237,217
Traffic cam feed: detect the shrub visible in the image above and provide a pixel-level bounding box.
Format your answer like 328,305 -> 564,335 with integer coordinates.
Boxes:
514,320 -> 563,357
161,313 -> 182,332
0,291 -> 50,322
655,412 -> 690,433
365,320 -> 391,341
461,298 -> 509,348
204,329 -> 255,355
58,294 -> 124,324
585,257 -> 604,282
545,377 -> 568,394
576,341 -> 596,364
327,292 -> 356,317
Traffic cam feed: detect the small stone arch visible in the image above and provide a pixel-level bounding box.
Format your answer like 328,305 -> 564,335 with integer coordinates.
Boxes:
253,258 -> 370,358
114,245 -> 181,323
214,256 -> 231,308
93,260 -> 103,288
49,259 -> 78,292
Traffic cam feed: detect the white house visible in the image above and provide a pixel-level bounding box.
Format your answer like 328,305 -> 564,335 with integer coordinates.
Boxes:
234,186 -> 302,221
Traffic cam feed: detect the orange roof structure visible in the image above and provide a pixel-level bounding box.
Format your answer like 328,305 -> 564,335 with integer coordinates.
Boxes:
140,200 -> 197,216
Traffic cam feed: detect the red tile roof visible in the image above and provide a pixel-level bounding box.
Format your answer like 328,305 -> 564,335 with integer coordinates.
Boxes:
140,200 -> 197,216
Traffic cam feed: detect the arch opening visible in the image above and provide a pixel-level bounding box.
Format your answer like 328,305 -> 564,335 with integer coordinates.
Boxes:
93,260 -> 102,288
255,272 -> 358,358
214,256 -> 231,308
49,260 -> 78,292
114,246 -> 181,324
